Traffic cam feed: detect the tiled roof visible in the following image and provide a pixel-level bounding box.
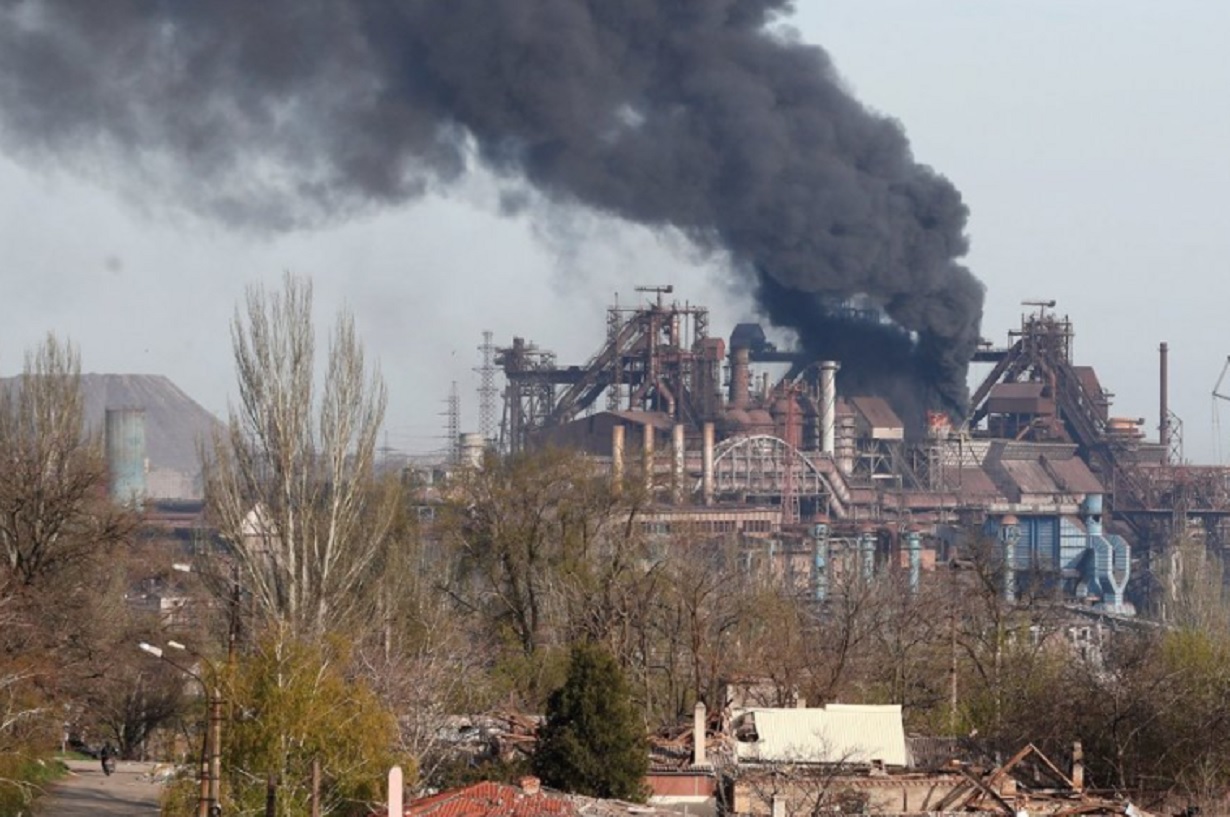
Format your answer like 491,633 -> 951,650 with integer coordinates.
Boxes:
406,782 -> 573,817
404,782 -> 681,817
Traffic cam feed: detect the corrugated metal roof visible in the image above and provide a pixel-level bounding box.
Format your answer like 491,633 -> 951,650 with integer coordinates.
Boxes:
733,705 -> 907,767
1001,459 -> 1062,495
999,454 -> 1103,496
938,467 -> 1001,497
1040,455 -> 1103,493
849,396 -> 903,433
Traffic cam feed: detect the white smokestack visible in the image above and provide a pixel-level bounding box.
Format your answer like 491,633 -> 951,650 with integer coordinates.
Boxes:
820,360 -> 839,456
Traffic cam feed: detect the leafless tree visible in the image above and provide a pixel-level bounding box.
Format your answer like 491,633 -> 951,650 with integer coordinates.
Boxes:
351,489 -> 493,786
204,273 -> 394,640
441,447 -> 642,660
0,334 -> 135,591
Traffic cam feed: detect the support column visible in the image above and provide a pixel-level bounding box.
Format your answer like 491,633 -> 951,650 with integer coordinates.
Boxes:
859,527 -> 876,582
702,422 -> 715,506
643,424 -> 655,494
611,424 -> 625,488
672,424 -> 686,505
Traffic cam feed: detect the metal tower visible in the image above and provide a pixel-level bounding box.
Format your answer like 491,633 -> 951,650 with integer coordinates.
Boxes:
444,381 -> 460,464
476,330 -> 498,445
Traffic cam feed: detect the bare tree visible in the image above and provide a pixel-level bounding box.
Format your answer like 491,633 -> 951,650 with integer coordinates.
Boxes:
441,446 -> 640,660
204,274 -> 393,640
353,488 -> 492,787
0,334 -> 135,590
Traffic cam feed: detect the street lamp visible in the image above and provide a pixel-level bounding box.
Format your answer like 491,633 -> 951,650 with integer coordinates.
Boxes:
140,641 -> 223,817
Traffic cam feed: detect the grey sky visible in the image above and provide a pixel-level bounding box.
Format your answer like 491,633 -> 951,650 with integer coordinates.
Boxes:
1,2 -> 1227,460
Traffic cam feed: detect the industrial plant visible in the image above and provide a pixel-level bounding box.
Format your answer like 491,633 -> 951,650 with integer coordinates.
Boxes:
479,287 -> 1230,615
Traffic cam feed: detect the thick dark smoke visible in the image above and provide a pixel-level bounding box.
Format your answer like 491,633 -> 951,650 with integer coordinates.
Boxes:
0,0 -> 982,412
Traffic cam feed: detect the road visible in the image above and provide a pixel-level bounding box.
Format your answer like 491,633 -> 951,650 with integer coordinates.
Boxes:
34,758 -> 165,816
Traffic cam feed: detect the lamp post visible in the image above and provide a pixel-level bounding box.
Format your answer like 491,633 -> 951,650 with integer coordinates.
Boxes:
140,641 -> 223,817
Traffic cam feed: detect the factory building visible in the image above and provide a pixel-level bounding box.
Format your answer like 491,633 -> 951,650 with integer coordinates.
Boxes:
491,290 -> 1230,614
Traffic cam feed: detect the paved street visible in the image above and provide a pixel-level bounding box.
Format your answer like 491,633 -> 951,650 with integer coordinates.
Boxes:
34,758 -> 164,816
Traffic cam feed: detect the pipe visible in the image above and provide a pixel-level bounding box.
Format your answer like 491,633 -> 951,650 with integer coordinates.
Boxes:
860,528 -> 875,582
820,361 -> 839,455
1159,341 -> 1170,462
1000,514 -> 1019,603
1084,493 -> 1103,537
612,424 -> 625,487
813,521 -> 830,601
906,528 -> 922,596
643,423 -> 655,493
702,422 -> 715,506
672,423 -> 685,505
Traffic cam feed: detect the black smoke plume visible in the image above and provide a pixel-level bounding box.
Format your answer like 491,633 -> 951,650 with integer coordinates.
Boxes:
0,0 -> 982,411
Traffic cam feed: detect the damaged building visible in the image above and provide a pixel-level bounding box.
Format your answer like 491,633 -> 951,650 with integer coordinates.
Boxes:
487,290 -> 1230,613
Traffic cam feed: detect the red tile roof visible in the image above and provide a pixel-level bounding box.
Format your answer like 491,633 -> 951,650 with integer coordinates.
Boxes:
406,782 -> 575,817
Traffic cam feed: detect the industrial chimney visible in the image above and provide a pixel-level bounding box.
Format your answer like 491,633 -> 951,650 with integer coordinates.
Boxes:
729,346 -> 751,410
1159,341 -> 1170,463
820,360 -> 839,456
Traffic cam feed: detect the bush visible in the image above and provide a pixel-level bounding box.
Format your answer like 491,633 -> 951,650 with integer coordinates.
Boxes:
0,754 -> 67,817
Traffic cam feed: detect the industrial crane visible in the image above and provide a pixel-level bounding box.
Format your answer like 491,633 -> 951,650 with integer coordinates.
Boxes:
1213,356 -> 1230,463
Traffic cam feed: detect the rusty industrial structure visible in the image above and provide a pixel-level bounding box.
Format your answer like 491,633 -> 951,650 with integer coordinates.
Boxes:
491,289 -> 1230,613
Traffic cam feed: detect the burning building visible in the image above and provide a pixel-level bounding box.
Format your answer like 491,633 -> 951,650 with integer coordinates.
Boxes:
493,293 -> 1230,615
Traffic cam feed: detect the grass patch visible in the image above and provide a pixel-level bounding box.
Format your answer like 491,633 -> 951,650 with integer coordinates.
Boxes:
0,753 -> 69,817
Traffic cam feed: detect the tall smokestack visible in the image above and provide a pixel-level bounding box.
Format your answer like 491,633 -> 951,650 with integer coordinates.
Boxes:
1159,341 -> 1170,462
820,360 -> 839,456
0,3 -> 982,407
730,346 -> 750,410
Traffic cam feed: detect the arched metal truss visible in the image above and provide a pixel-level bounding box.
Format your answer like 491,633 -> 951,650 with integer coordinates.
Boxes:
696,434 -> 846,517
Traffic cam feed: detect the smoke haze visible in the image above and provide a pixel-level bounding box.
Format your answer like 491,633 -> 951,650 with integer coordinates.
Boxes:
0,0 -> 983,411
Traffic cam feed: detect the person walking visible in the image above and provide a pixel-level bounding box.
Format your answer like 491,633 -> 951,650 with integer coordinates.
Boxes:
100,743 -> 116,776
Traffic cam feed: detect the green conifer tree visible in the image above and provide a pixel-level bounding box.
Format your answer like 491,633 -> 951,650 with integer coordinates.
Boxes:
532,642 -> 648,801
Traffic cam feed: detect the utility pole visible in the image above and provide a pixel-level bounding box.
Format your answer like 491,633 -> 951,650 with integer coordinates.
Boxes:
139,641 -> 224,817
209,690 -> 223,816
